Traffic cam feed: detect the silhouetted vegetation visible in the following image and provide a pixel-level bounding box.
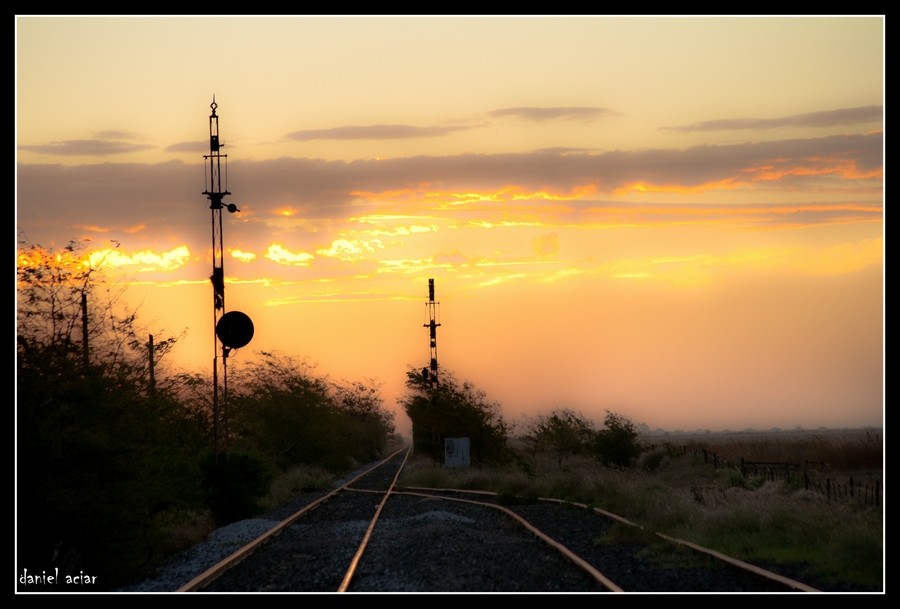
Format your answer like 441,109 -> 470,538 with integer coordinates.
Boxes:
517,408 -> 642,470
200,452 -> 272,525
519,408 -> 595,470
593,409 -> 642,467
400,367 -> 510,466
16,239 -> 396,590
228,351 -> 396,475
17,241 -> 207,587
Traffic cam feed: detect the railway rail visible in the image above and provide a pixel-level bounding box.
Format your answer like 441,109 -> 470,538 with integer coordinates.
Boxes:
176,445 -> 820,593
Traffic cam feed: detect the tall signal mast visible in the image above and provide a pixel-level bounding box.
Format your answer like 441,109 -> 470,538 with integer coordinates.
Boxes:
423,278 -> 441,390
203,97 -> 252,455
204,97 -> 233,317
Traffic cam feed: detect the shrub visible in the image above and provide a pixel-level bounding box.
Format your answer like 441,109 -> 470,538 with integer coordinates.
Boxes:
593,410 -> 642,468
641,448 -> 667,473
520,408 -> 595,470
201,452 -> 272,525
400,367 -> 510,466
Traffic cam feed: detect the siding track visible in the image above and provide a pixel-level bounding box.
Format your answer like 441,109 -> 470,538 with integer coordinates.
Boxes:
177,446 -> 820,593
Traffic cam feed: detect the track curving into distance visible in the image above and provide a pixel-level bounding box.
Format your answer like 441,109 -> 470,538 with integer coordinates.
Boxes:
178,446 -> 819,593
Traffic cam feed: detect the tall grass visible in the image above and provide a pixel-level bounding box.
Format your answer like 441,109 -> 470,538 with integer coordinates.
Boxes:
397,429 -> 883,592
259,464 -> 336,511
664,428 -> 883,472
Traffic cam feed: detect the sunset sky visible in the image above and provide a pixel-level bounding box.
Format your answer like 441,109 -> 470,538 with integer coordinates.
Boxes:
15,15 -> 884,435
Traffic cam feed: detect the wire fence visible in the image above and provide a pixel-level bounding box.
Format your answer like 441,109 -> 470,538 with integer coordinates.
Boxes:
668,444 -> 882,506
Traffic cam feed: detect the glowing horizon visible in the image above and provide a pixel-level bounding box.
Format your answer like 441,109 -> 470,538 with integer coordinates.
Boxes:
16,15 -> 884,435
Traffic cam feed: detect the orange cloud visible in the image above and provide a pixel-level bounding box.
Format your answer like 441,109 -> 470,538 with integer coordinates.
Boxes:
743,158 -> 883,182
265,244 -> 314,266
349,188 -> 422,200
577,202 -> 882,230
352,184 -> 598,206
18,244 -> 191,275
438,184 -> 598,205
86,246 -> 191,272
614,158 -> 881,196
614,178 -> 742,195
316,238 -> 383,261
231,249 -> 256,263
74,224 -> 111,234
376,258 -> 449,274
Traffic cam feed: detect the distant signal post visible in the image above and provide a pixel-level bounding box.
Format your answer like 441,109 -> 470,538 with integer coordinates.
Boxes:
423,278 -> 441,391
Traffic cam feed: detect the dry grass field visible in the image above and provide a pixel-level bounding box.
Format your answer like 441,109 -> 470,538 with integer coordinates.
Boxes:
653,427 -> 882,469
397,427 -> 884,592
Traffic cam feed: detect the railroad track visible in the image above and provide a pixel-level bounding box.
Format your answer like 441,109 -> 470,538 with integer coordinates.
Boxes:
177,445 -> 819,593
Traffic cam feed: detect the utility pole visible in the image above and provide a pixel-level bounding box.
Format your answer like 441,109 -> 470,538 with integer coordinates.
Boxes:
81,292 -> 89,373
148,334 -> 156,398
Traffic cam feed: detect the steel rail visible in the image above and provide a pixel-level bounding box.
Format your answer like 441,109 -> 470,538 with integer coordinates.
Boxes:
177,453 -> 819,593
654,532 -> 820,592
399,486 -> 820,593
392,490 -> 624,592
337,445 -> 412,592
549,497 -> 821,592
176,445 -> 410,592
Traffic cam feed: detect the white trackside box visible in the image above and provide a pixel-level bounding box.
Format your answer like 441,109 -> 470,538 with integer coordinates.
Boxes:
444,437 -> 470,468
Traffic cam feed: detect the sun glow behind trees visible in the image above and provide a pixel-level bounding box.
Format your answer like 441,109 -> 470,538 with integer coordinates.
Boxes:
15,16 -> 883,434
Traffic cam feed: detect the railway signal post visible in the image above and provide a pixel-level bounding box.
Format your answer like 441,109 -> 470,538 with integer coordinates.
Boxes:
202,97 -> 253,455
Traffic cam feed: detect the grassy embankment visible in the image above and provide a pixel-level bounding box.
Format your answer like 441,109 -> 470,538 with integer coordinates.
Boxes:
395,428 -> 884,592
